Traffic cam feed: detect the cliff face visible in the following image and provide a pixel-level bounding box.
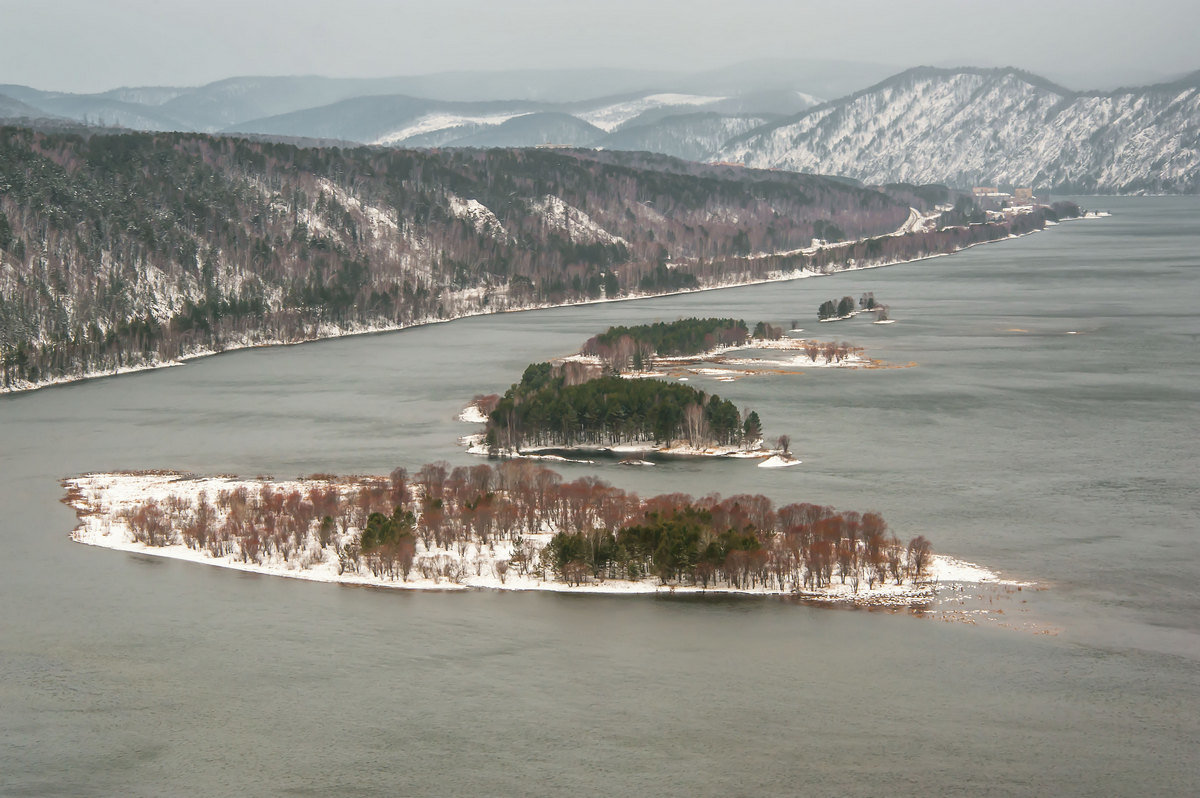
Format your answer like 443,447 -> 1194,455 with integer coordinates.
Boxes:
721,68 -> 1200,194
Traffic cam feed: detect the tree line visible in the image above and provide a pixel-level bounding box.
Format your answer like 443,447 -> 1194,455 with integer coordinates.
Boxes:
581,317 -> 751,372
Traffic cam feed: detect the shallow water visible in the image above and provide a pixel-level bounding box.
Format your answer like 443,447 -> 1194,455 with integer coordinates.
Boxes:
1,197 -> 1197,796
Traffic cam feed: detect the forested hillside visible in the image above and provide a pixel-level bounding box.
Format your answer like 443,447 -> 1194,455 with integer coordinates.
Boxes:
0,126 -> 925,390
722,67 -> 1200,193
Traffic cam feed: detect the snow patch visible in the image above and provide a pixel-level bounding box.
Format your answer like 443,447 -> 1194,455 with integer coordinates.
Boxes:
527,195 -> 627,246
579,93 -> 726,132
446,194 -> 510,242
758,455 -> 801,468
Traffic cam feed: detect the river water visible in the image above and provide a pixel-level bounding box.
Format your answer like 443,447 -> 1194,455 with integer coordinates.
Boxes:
2,197 -> 1197,796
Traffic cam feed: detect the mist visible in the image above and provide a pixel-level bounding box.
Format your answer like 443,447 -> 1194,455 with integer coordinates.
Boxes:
1,0 -> 1195,93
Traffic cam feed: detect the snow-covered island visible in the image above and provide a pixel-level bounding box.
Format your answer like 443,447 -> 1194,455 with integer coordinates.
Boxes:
62,468 -> 1023,607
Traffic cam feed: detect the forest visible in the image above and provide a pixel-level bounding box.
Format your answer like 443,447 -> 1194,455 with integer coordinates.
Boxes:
71,461 -> 936,595
581,317 -> 750,371
483,363 -> 752,453
0,126 -> 920,389
0,123 -> 1070,392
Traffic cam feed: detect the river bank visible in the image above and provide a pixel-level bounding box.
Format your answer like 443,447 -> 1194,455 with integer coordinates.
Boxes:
2,205 -> 1086,396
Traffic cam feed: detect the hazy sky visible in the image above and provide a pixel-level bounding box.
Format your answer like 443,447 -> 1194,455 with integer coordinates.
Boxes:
2,0 -> 1197,93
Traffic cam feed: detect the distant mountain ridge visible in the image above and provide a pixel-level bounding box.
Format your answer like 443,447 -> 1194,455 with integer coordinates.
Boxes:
2,63 -> 1198,193
720,66 -> 1200,193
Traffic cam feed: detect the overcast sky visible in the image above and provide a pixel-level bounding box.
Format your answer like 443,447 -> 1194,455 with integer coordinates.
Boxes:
2,0 -> 1196,93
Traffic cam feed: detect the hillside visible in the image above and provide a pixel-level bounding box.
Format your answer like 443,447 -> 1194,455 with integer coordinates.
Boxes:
0,127 -> 932,390
602,113 -> 771,162
721,67 -> 1200,194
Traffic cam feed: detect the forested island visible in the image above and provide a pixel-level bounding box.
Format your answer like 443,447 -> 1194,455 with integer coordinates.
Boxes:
464,316 -> 896,461
580,317 -> 752,370
482,362 -> 760,455
470,317 -> 815,461
818,292 -> 890,322
62,463 -> 987,603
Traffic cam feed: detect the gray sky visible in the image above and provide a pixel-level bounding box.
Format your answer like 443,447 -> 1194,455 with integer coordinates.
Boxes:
2,0 -> 1197,93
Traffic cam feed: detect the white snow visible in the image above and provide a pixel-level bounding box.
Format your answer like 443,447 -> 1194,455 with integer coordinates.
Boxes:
578,93 -> 726,132
527,195 -> 627,246
373,112 -> 522,146
63,472 -> 1027,606
458,404 -> 489,424
721,69 -> 1200,192
758,455 -> 801,468
3,208 -> 1089,396
446,193 -> 510,242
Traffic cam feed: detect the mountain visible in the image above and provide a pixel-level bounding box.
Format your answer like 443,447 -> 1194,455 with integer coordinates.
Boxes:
224,91 -> 743,145
0,59 -> 842,138
221,89 -> 797,155
0,93 -> 59,122
2,126 -> 958,390
720,67 -> 1200,194
9,63 -> 1193,194
224,94 -> 552,143
601,113 -> 772,162
447,113 -> 605,147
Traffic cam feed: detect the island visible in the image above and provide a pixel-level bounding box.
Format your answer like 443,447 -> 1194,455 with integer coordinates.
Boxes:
479,361 -> 770,458
460,317 -> 903,464
818,292 -> 891,323
62,464 -> 1014,605
468,318 -> 814,464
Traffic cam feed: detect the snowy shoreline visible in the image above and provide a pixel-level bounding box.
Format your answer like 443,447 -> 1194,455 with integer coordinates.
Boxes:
462,434 -> 801,468
4,211 -> 1085,396
63,471 -> 1028,607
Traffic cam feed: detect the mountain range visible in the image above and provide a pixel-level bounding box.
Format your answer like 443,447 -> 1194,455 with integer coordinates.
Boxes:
2,62 -> 1197,195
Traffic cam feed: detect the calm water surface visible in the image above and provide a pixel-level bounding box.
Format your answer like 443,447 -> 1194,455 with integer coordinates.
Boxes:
1,197 -> 1197,796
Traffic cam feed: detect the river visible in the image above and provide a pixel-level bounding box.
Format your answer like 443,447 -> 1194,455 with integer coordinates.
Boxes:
1,197 -> 1197,796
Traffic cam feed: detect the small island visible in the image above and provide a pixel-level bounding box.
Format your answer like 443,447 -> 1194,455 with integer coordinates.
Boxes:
818,292 -> 892,323
61,463 -> 1014,605
470,318 -> 805,464
478,361 -> 779,460
461,317 -> 900,465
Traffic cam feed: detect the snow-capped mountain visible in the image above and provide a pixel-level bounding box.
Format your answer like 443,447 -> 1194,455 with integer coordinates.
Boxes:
720,67 -> 1200,194
5,64 -> 1197,193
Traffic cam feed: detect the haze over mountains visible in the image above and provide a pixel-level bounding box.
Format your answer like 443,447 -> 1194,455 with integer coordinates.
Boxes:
2,59 -> 1198,193
0,59 -> 887,132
